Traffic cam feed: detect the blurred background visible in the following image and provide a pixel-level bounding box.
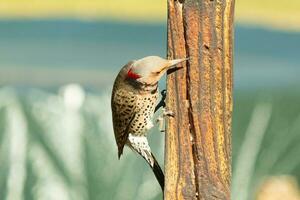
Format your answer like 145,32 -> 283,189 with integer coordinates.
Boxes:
0,0 -> 300,200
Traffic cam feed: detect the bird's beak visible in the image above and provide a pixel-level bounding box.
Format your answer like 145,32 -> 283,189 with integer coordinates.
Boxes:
165,57 -> 189,75
166,57 -> 189,69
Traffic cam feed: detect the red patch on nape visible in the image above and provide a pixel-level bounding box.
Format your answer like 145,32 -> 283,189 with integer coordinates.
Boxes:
127,68 -> 141,79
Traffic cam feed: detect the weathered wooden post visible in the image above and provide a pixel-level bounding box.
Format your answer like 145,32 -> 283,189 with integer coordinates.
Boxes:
164,0 -> 234,199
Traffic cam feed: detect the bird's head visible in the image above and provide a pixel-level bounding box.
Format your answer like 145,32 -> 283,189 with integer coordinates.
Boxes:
126,56 -> 188,85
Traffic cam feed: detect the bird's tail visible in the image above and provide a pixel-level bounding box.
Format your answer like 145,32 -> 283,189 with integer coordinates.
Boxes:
150,152 -> 165,191
136,148 -> 165,190
127,135 -> 165,190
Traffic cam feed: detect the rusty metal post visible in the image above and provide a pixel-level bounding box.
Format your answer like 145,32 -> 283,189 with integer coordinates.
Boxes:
164,0 -> 234,199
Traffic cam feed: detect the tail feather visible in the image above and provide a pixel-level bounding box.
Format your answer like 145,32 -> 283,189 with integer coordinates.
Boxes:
151,153 -> 165,191
127,134 -> 165,190
137,150 -> 165,190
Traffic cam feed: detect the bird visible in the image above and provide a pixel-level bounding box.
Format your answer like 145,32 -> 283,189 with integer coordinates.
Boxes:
111,56 -> 187,190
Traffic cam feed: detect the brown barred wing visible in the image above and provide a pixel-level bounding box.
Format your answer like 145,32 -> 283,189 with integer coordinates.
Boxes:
111,89 -> 138,158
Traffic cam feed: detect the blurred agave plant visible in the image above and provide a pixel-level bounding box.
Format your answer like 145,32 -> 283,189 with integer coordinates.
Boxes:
232,93 -> 300,200
0,87 -> 300,200
0,85 -> 163,200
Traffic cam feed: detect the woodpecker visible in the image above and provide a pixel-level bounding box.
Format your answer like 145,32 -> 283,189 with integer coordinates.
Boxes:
111,56 -> 187,190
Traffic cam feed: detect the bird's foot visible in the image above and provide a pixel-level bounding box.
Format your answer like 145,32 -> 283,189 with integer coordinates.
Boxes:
155,108 -> 174,132
156,116 -> 165,132
162,108 -> 174,118
154,89 -> 167,113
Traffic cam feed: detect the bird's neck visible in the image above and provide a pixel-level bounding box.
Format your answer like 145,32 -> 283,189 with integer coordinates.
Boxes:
126,78 -> 158,94
141,83 -> 158,94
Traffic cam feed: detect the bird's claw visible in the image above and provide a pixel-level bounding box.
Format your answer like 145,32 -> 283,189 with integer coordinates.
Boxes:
155,116 -> 165,132
163,108 -> 175,118
154,89 -> 167,113
155,108 -> 174,133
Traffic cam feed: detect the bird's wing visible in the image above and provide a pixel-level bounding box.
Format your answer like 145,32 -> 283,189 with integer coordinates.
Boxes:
111,88 -> 138,158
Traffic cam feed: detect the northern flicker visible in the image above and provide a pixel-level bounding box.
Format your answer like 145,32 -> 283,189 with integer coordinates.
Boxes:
111,56 -> 187,190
